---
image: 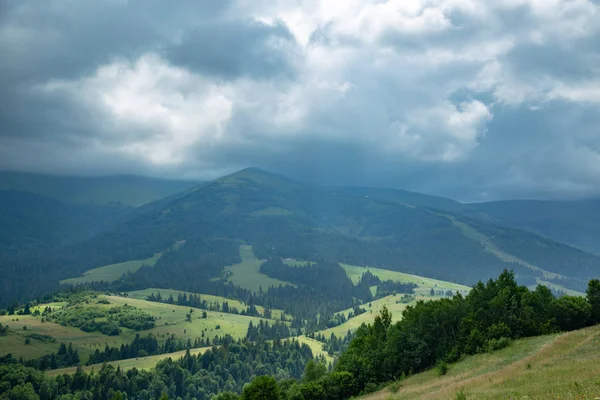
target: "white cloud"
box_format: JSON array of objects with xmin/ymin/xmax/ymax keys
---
[{"xmin": 35, "ymin": 54, "xmax": 234, "ymax": 166}]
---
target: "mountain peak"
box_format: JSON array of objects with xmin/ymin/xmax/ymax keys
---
[{"xmin": 216, "ymin": 167, "xmax": 306, "ymax": 191}]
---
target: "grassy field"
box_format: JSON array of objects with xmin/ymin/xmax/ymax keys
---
[
  {"xmin": 61, "ymin": 241, "xmax": 185, "ymax": 285},
  {"xmin": 61, "ymin": 253, "xmax": 162, "ymax": 285},
  {"xmin": 295, "ymin": 336, "xmax": 334, "ymax": 365},
  {"xmin": 101, "ymin": 296, "xmax": 281, "ymax": 343},
  {"xmin": 361, "ymin": 325, "xmax": 600, "ymax": 400},
  {"xmin": 223, "ymin": 245, "xmax": 295, "ymax": 292},
  {"xmin": 316, "ymin": 295, "xmax": 428, "ymax": 338},
  {"xmin": 0, "ymin": 294, "xmax": 281, "ymax": 363},
  {"xmin": 0, "ymin": 313, "xmax": 134, "ymax": 361},
  {"xmin": 46, "ymin": 346, "xmax": 213, "ymax": 376},
  {"xmin": 341, "ymin": 264, "xmax": 471, "ymax": 296},
  {"xmin": 127, "ymin": 288, "xmax": 288, "ymax": 320}
]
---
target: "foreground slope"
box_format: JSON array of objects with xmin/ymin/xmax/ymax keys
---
[{"xmin": 362, "ymin": 325, "xmax": 600, "ymax": 400}]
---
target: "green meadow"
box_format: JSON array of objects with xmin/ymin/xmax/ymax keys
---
[
  {"xmin": 341, "ymin": 263, "xmax": 471, "ymax": 296},
  {"xmin": 60, "ymin": 253, "xmax": 162, "ymax": 285},
  {"xmin": 223, "ymin": 245, "xmax": 295, "ymax": 292},
  {"xmin": 0, "ymin": 294, "xmax": 282, "ymax": 363},
  {"xmin": 127, "ymin": 288, "xmax": 288, "ymax": 320},
  {"xmin": 60, "ymin": 241, "xmax": 184, "ymax": 285}
]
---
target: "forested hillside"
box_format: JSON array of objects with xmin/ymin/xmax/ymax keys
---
[{"xmin": 3, "ymin": 168, "xmax": 600, "ymax": 307}]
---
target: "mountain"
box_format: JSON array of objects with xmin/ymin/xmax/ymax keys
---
[
  {"xmin": 0, "ymin": 190, "xmax": 127, "ymax": 255},
  {"xmin": 466, "ymin": 199, "xmax": 600, "ymax": 255},
  {"xmin": 56, "ymin": 171, "xmax": 600, "ymax": 282},
  {"xmin": 4, "ymin": 168, "xmax": 600, "ymax": 307},
  {"xmin": 344, "ymin": 186, "xmax": 600, "ymax": 257},
  {"xmin": 0, "ymin": 171, "xmax": 200, "ymax": 206},
  {"xmin": 334, "ymin": 186, "xmax": 464, "ymax": 212}
]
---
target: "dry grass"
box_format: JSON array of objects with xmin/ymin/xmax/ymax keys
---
[{"xmin": 361, "ymin": 325, "xmax": 600, "ymax": 400}]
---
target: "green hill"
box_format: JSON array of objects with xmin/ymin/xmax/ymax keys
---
[
  {"xmin": 0, "ymin": 171, "xmax": 199, "ymax": 206},
  {"xmin": 361, "ymin": 324, "xmax": 600, "ymax": 400},
  {"xmin": 7, "ymin": 167, "xmax": 600, "ymax": 307},
  {"xmin": 467, "ymin": 199, "xmax": 600, "ymax": 255}
]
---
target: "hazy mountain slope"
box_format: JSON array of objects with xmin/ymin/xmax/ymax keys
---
[
  {"xmin": 5, "ymin": 168, "xmax": 600, "ymax": 306},
  {"xmin": 57, "ymin": 169, "xmax": 600, "ymax": 286},
  {"xmin": 334, "ymin": 186, "xmax": 464, "ymax": 211},
  {"xmin": 0, "ymin": 190, "xmax": 127, "ymax": 255},
  {"xmin": 0, "ymin": 171, "xmax": 199, "ymax": 206},
  {"xmin": 467, "ymin": 199, "xmax": 600, "ymax": 255}
]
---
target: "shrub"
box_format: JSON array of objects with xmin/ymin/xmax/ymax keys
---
[
  {"xmin": 388, "ymin": 381, "xmax": 403, "ymax": 393},
  {"xmin": 455, "ymin": 388, "xmax": 467, "ymax": 400},
  {"xmin": 437, "ymin": 361, "xmax": 449, "ymax": 376},
  {"xmin": 485, "ymin": 337, "xmax": 511, "ymax": 353}
]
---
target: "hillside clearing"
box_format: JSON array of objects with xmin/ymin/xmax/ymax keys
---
[
  {"xmin": 223, "ymin": 245, "xmax": 295, "ymax": 292},
  {"xmin": 0, "ymin": 294, "xmax": 281, "ymax": 363},
  {"xmin": 46, "ymin": 346, "xmax": 213, "ymax": 376},
  {"xmin": 315, "ymin": 295, "xmax": 432, "ymax": 338},
  {"xmin": 60, "ymin": 241, "xmax": 185, "ymax": 285},
  {"xmin": 127, "ymin": 288, "xmax": 288, "ymax": 320},
  {"xmin": 341, "ymin": 264, "xmax": 470, "ymax": 296},
  {"xmin": 361, "ymin": 325, "xmax": 600, "ymax": 400}
]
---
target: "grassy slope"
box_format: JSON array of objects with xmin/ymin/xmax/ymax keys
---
[
  {"xmin": 0, "ymin": 295, "xmax": 281, "ymax": 363},
  {"xmin": 46, "ymin": 346, "xmax": 213, "ymax": 376},
  {"xmin": 362, "ymin": 325, "xmax": 600, "ymax": 400},
  {"xmin": 127, "ymin": 288, "xmax": 288, "ymax": 320},
  {"xmin": 60, "ymin": 253, "xmax": 162, "ymax": 285},
  {"xmin": 223, "ymin": 245, "xmax": 295, "ymax": 292},
  {"xmin": 341, "ymin": 264, "xmax": 471, "ymax": 296},
  {"xmin": 60, "ymin": 241, "xmax": 184, "ymax": 285},
  {"xmin": 443, "ymin": 214, "xmax": 584, "ymax": 296},
  {"xmin": 316, "ymin": 295, "xmax": 426, "ymax": 338}
]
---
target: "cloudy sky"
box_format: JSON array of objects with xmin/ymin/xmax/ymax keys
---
[{"xmin": 1, "ymin": 0, "xmax": 600, "ymax": 201}]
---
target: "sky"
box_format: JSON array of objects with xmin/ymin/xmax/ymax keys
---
[{"xmin": 1, "ymin": 0, "xmax": 600, "ymax": 202}]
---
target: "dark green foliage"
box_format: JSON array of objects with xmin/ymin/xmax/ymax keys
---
[
  {"xmin": 437, "ymin": 361, "xmax": 449, "ymax": 376},
  {"xmin": 587, "ymin": 279, "xmax": 600, "ymax": 324},
  {"xmin": 48, "ymin": 304, "xmax": 154, "ymax": 335},
  {"xmin": 0, "ymin": 323, "xmax": 7, "ymax": 336},
  {"xmin": 241, "ymin": 376, "xmax": 282, "ymax": 400},
  {"xmin": 245, "ymin": 320, "xmax": 291, "ymax": 341},
  {"xmin": 552, "ymin": 296, "xmax": 591, "ymax": 331},
  {"xmin": 1, "ymin": 342, "xmax": 80, "ymax": 370},
  {"xmin": 213, "ymin": 392, "xmax": 240, "ymax": 400},
  {"xmin": 25, "ymin": 334, "xmax": 55, "ymax": 344},
  {"xmin": 0, "ymin": 338, "xmax": 313, "ymax": 400},
  {"xmin": 333, "ymin": 271, "xmax": 598, "ymax": 395},
  {"xmin": 303, "ymin": 360, "xmax": 327, "ymax": 383}
]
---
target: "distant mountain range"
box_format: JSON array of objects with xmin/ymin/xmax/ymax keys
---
[
  {"xmin": 1, "ymin": 167, "xmax": 600, "ymax": 306},
  {"xmin": 0, "ymin": 171, "xmax": 200, "ymax": 206}
]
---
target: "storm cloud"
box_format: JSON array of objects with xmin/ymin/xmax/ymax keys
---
[{"xmin": 1, "ymin": 0, "xmax": 600, "ymax": 201}]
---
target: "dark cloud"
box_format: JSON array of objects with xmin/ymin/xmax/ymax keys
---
[
  {"xmin": 1, "ymin": 0, "xmax": 600, "ymax": 202},
  {"xmin": 165, "ymin": 19, "xmax": 299, "ymax": 80}
]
